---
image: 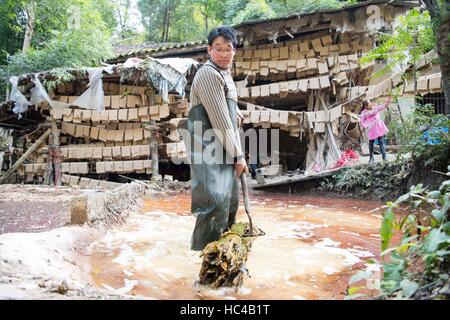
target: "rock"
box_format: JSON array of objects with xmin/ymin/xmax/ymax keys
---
[
  {"xmin": 56, "ymin": 280, "xmax": 69, "ymax": 294},
  {"xmin": 152, "ymin": 174, "xmax": 162, "ymax": 181}
]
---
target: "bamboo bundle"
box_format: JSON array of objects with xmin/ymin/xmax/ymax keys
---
[{"xmin": 198, "ymin": 222, "xmax": 255, "ymax": 289}]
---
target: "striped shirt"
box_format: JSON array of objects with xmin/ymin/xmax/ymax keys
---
[{"xmin": 189, "ymin": 60, "xmax": 243, "ymax": 159}]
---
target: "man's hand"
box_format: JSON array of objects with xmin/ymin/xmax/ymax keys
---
[{"xmin": 235, "ymin": 157, "xmax": 249, "ymax": 178}]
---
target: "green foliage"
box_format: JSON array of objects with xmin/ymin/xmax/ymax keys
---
[
  {"xmin": 319, "ymin": 159, "xmax": 413, "ymax": 196},
  {"xmin": 360, "ymin": 8, "xmax": 436, "ymax": 79},
  {"xmin": 135, "ymin": 0, "xmax": 353, "ymax": 43},
  {"xmin": 92, "ymin": 0, "xmax": 119, "ymax": 34},
  {"xmin": 388, "ymin": 103, "xmax": 450, "ymax": 167},
  {"xmin": 269, "ymin": 0, "xmax": 350, "ymax": 16},
  {"xmin": 223, "ymin": 0, "xmax": 249, "ymax": 25},
  {"xmin": 346, "ymin": 168, "xmax": 450, "ymax": 299},
  {"xmin": 0, "ymin": 0, "xmax": 113, "ymax": 95},
  {"xmin": 232, "ymin": 0, "xmax": 275, "ymax": 25}
]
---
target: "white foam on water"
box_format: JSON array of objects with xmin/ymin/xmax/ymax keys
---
[
  {"xmin": 322, "ymin": 266, "xmax": 339, "ymax": 275},
  {"xmin": 339, "ymin": 231, "xmax": 361, "ymax": 236},
  {"xmin": 112, "ymin": 243, "xmax": 136, "ymax": 266},
  {"xmin": 313, "ymin": 238, "xmax": 362, "ymax": 266}
]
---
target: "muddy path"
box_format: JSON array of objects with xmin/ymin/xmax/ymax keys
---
[{"xmin": 89, "ymin": 193, "xmax": 384, "ymax": 300}]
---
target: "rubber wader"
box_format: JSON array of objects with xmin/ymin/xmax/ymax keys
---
[{"xmin": 178, "ymin": 66, "xmax": 240, "ymax": 251}]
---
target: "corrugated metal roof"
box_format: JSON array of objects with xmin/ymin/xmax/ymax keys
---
[{"xmin": 232, "ymin": 0, "xmax": 419, "ymax": 29}]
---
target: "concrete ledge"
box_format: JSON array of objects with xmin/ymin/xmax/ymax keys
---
[{"xmin": 70, "ymin": 182, "xmax": 145, "ymax": 228}]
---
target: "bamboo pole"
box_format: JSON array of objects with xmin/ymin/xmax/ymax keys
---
[{"xmin": 0, "ymin": 128, "xmax": 51, "ymax": 184}]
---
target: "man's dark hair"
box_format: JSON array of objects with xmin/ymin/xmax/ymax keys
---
[{"xmin": 208, "ymin": 26, "xmax": 238, "ymax": 48}]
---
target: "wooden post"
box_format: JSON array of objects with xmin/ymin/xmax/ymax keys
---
[
  {"xmin": 0, "ymin": 128, "xmax": 51, "ymax": 184},
  {"xmin": 149, "ymin": 120, "xmax": 159, "ymax": 177},
  {"xmin": 50, "ymin": 117, "xmax": 61, "ymax": 186}
]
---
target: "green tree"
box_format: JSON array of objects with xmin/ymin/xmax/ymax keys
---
[
  {"xmin": 0, "ymin": 0, "xmax": 74, "ymax": 57},
  {"xmin": 192, "ymin": 0, "xmax": 226, "ymax": 37},
  {"xmin": 170, "ymin": 0, "xmax": 209, "ymax": 42},
  {"xmin": 93, "ymin": 0, "xmax": 119, "ymax": 34},
  {"xmin": 0, "ymin": 0, "xmax": 114, "ymax": 97},
  {"xmin": 0, "ymin": 0, "xmax": 24, "ymax": 60},
  {"xmin": 223, "ymin": 0, "xmax": 249, "ymax": 25},
  {"xmin": 232, "ymin": 0, "xmax": 275, "ymax": 26},
  {"xmin": 269, "ymin": 0, "xmax": 352, "ymax": 16},
  {"xmin": 138, "ymin": 0, "xmax": 182, "ymax": 42},
  {"xmin": 360, "ymin": 8, "xmax": 435, "ymax": 81}
]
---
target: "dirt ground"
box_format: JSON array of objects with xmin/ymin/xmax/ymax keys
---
[
  {"xmin": 0, "ymin": 181, "xmax": 190, "ymax": 235},
  {"xmin": 0, "ymin": 181, "xmax": 190, "ymax": 299},
  {"xmin": 0, "ymin": 185, "xmax": 82, "ymax": 234}
]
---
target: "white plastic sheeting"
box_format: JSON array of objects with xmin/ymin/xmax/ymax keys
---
[
  {"xmin": 71, "ymin": 66, "xmax": 114, "ymax": 111},
  {"xmin": 10, "ymin": 66, "xmax": 114, "ymax": 115},
  {"xmin": 9, "ymin": 56, "xmax": 195, "ymax": 115},
  {"xmin": 9, "ymin": 76, "xmax": 31, "ymax": 116},
  {"xmin": 29, "ymin": 74, "xmax": 67, "ymax": 110}
]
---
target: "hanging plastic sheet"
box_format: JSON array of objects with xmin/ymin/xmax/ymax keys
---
[
  {"xmin": 30, "ymin": 74, "xmax": 67, "ymax": 110},
  {"xmin": 9, "ymin": 76, "xmax": 31, "ymax": 116},
  {"xmin": 11, "ymin": 66, "xmax": 114, "ymax": 115},
  {"xmin": 72, "ymin": 66, "xmax": 114, "ymax": 111},
  {"xmin": 130, "ymin": 57, "xmax": 198, "ymax": 103}
]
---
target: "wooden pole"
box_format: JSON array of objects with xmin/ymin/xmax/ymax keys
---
[
  {"xmin": 0, "ymin": 128, "xmax": 51, "ymax": 184},
  {"xmin": 50, "ymin": 118, "xmax": 61, "ymax": 186},
  {"xmin": 149, "ymin": 120, "xmax": 159, "ymax": 177}
]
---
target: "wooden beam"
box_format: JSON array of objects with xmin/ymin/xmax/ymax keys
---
[
  {"xmin": 149, "ymin": 120, "xmax": 159, "ymax": 176},
  {"xmin": 0, "ymin": 128, "xmax": 51, "ymax": 184},
  {"xmin": 51, "ymin": 117, "xmax": 62, "ymax": 186}
]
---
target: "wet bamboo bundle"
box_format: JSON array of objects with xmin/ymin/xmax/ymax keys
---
[{"xmin": 198, "ymin": 222, "xmax": 255, "ymax": 288}]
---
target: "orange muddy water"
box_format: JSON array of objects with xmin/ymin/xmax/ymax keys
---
[{"xmin": 89, "ymin": 193, "xmax": 384, "ymax": 299}]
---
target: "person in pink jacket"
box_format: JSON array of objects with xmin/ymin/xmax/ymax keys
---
[{"xmin": 360, "ymin": 96, "xmax": 392, "ymax": 163}]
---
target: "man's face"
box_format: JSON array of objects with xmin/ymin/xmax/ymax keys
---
[{"xmin": 207, "ymin": 36, "xmax": 235, "ymax": 69}]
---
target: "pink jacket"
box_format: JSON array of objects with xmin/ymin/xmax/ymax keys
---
[{"xmin": 360, "ymin": 103, "xmax": 389, "ymax": 140}]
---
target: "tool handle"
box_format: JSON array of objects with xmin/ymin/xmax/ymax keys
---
[
  {"xmin": 240, "ymin": 173, "xmax": 253, "ymax": 236},
  {"xmin": 240, "ymin": 172, "xmax": 249, "ymax": 200}
]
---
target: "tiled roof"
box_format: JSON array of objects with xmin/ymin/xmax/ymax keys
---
[
  {"xmin": 109, "ymin": 40, "xmax": 208, "ymax": 63},
  {"xmin": 232, "ymin": 0, "xmax": 419, "ymax": 29}
]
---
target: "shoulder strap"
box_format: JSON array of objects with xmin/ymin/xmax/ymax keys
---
[{"xmin": 200, "ymin": 63, "xmax": 229, "ymax": 94}]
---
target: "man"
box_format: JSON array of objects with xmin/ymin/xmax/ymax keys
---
[{"xmin": 181, "ymin": 26, "xmax": 248, "ymax": 251}]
